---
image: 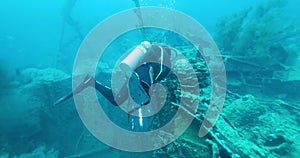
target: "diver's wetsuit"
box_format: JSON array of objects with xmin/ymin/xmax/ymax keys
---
[
  {"xmin": 54, "ymin": 43, "xmax": 172, "ymax": 131},
  {"xmin": 54, "ymin": 44, "xmax": 172, "ymax": 107},
  {"xmin": 94, "ymin": 44, "xmax": 172, "ymax": 107}
]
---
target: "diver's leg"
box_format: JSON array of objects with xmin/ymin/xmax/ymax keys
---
[
  {"xmin": 94, "ymin": 80, "xmax": 129, "ymax": 106},
  {"xmin": 94, "ymin": 80, "xmax": 117, "ymax": 106},
  {"xmin": 54, "ymin": 75, "xmax": 127, "ymax": 106}
]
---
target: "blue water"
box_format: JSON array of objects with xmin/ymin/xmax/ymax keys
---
[
  {"xmin": 0, "ymin": 0, "xmax": 299, "ymax": 157},
  {"xmin": 1, "ymin": 0, "xmax": 299, "ymax": 72},
  {"xmin": 0, "ymin": 0, "xmax": 263, "ymax": 72}
]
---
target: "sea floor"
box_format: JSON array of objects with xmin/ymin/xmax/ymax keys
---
[{"xmin": 0, "ymin": 64, "xmax": 299, "ymax": 157}]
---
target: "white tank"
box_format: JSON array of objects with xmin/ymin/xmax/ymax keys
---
[{"xmin": 120, "ymin": 41, "xmax": 152, "ymax": 77}]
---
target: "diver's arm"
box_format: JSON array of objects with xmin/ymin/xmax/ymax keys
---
[
  {"xmin": 143, "ymin": 45, "xmax": 171, "ymax": 83},
  {"xmin": 155, "ymin": 45, "xmax": 171, "ymax": 82}
]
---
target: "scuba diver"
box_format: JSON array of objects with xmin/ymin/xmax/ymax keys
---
[{"xmin": 54, "ymin": 41, "xmax": 174, "ymax": 131}]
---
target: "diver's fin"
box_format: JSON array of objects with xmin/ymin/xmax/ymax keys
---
[
  {"xmin": 54, "ymin": 92, "xmax": 73, "ymax": 106},
  {"xmin": 53, "ymin": 75, "xmax": 94, "ymax": 106},
  {"xmin": 54, "ymin": 74, "xmax": 123, "ymax": 106}
]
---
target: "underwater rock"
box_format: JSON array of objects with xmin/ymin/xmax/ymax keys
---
[
  {"xmin": 219, "ymin": 93, "xmax": 300, "ymax": 157},
  {"xmin": 18, "ymin": 68, "xmax": 70, "ymax": 86},
  {"xmin": 255, "ymin": 102, "xmax": 300, "ymax": 157},
  {"xmin": 153, "ymin": 137, "xmax": 211, "ymax": 158},
  {"xmin": 223, "ymin": 95, "xmax": 266, "ymax": 127},
  {"xmin": 0, "ymin": 68, "xmax": 75, "ymax": 156},
  {"xmin": 12, "ymin": 145, "xmax": 59, "ymax": 158},
  {"xmin": 16, "ymin": 68, "xmax": 71, "ymax": 108}
]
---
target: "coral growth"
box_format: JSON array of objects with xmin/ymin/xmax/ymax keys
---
[{"xmin": 216, "ymin": 0, "xmax": 299, "ymax": 63}]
